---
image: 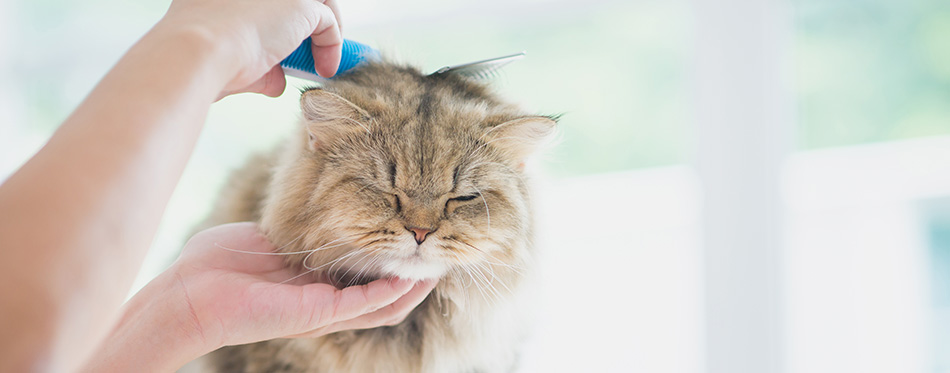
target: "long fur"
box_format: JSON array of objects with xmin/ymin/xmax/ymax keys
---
[{"xmin": 195, "ymin": 61, "xmax": 554, "ymax": 373}]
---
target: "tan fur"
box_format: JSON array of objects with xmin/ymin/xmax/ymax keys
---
[{"xmin": 197, "ymin": 62, "xmax": 554, "ymax": 373}]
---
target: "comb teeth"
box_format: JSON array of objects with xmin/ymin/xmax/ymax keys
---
[
  {"xmin": 430, "ymin": 52, "xmax": 527, "ymax": 80},
  {"xmin": 281, "ymin": 39, "xmax": 380, "ymax": 81}
]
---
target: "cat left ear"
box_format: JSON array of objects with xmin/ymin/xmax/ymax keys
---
[
  {"xmin": 300, "ymin": 88, "xmax": 372, "ymax": 151},
  {"xmin": 483, "ymin": 116, "xmax": 558, "ymax": 166}
]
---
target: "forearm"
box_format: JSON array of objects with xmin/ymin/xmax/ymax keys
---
[
  {"xmin": 0, "ymin": 25, "xmax": 230, "ymax": 371},
  {"xmin": 81, "ymin": 270, "xmax": 213, "ymax": 373}
]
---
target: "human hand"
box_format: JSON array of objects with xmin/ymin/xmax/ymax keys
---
[
  {"xmin": 152, "ymin": 0, "xmax": 344, "ymax": 97},
  {"xmin": 171, "ymin": 222, "xmax": 438, "ymax": 349},
  {"xmin": 83, "ymin": 223, "xmax": 437, "ymax": 372}
]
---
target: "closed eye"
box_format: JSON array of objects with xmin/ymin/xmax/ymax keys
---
[{"xmin": 451, "ymin": 194, "xmax": 478, "ymax": 202}]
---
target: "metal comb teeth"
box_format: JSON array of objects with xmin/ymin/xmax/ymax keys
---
[{"xmin": 429, "ymin": 52, "xmax": 526, "ymax": 80}]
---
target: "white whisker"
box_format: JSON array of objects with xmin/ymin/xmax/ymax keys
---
[
  {"xmin": 278, "ymin": 267, "xmax": 318, "ymax": 285},
  {"xmin": 471, "ymin": 184, "xmax": 491, "ymax": 233},
  {"xmin": 213, "ymin": 232, "xmax": 360, "ymax": 256},
  {"xmin": 473, "ymin": 264, "xmax": 502, "ymax": 301},
  {"xmin": 476, "ymin": 260, "xmax": 512, "ymax": 295}
]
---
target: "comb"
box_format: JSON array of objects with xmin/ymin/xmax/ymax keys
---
[
  {"xmin": 281, "ymin": 39, "xmax": 380, "ymax": 81},
  {"xmin": 429, "ymin": 52, "xmax": 527, "ymax": 80}
]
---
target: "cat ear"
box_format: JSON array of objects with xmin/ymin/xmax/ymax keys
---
[
  {"xmin": 484, "ymin": 116, "xmax": 558, "ymax": 165},
  {"xmin": 300, "ymin": 88, "xmax": 372, "ymax": 150}
]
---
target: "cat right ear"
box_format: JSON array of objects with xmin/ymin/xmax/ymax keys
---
[
  {"xmin": 483, "ymin": 115, "xmax": 558, "ymax": 167},
  {"xmin": 300, "ymin": 88, "xmax": 372, "ymax": 151}
]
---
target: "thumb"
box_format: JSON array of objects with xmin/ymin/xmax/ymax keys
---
[{"xmin": 216, "ymin": 65, "xmax": 288, "ymax": 100}]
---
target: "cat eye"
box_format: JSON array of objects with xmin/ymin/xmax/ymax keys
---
[
  {"xmin": 389, "ymin": 193, "xmax": 402, "ymax": 212},
  {"xmin": 445, "ymin": 194, "xmax": 478, "ymax": 215}
]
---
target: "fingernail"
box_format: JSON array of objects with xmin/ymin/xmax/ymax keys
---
[{"xmin": 392, "ymin": 277, "xmax": 415, "ymax": 288}]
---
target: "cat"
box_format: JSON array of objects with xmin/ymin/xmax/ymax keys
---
[{"xmin": 196, "ymin": 61, "xmax": 556, "ymax": 372}]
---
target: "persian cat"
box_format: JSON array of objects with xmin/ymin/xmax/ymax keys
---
[{"xmin": 197, "ymin": 61, "xmax": 555, "ymax": 372}]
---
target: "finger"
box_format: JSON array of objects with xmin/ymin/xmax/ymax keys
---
[
  {"xmin": 257, "ymin": 65, "xmax": 288, "ymax": 97},
  {"xmin": 302, "ymin": 277, "xmax": 416, "ymax": 329},
  {"xmin": 307, "ymin": 3, "xmax": 343, "ymax": 78},
  {"xmin": 322, "ymin": 0, "xmax": 343, "ymax": 32},
  {"xmin": 218, "ymin": 65, "xmax": 287, "ymax": 98},
  {"xmin": 302, "ymin": 279, "xmax": 438, "ymax": 337}
]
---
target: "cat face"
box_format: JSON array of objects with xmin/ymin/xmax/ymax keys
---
[{"xmin": 261, "ymin": 64, "xmax": 554, "ymax": 286}]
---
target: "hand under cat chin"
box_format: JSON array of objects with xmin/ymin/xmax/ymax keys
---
[{"xmin": 324, "ymin": 257, "xmax": 447, "ymax": 289}]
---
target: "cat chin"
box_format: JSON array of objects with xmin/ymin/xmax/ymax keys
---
[
  {"xmin": 379, "ymin": 258, "xmax": 448, "ymax": 281},
  {"xmin": 325, "ymin": 258, "xmax": 447, "ymax": 289}
]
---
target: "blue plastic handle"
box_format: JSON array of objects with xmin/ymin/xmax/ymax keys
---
[{"xmin": 281, "ymin": 39, "xmax": 379, "ymax": 80}]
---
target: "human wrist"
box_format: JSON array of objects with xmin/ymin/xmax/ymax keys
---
[
  {"xmin": 139, "ymin": 20, "xmax": 239, "ymax": 96},
  {"xmin": 82, "ymin": 270, "xmax": 215, "ymax": 372}
]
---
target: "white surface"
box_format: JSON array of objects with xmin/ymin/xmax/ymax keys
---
[
  {"xmin": 782, "ymin": 136, "xmax": 950, "ymax": 373},
  {"xmin": 518, "ymin": 136, "xmax": 950, "ymax": 372},
  {"xmin": 692, "ymin": 0, "xmax": 794, "ymax": 371},
  {"xmin": 520, "ymin": 167, "xmax": 703, "ymax": 372}
]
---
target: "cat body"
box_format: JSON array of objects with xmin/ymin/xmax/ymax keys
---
[{"xmin": 197, "ymin": 62, "xmax": 554, "ymax": 373}]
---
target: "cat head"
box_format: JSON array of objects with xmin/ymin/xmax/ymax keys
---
[{"xmin": 261, "ymin": 63, "xmax": 555, "ymax": 286}]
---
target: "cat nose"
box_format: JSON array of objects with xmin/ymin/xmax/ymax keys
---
[{"xmin": 406, "ymin": 226, "xmax": 434, "ymax": 244}]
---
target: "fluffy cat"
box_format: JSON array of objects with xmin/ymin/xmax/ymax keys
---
[{"xmin": 197, "ymin": 61, "xmax": 555, "ymax": 372}]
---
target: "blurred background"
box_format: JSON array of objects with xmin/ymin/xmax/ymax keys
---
[{"xmin": 1, "ymin": 0, "xmax": 949, "ymax": 371}]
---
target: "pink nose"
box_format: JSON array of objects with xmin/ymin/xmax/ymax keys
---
[{"xmin": 408, "ymin": 227, "xmax": 432, "ymax": 244}]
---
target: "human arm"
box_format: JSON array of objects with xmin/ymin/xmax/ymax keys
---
[
  {"xmin": 0, "ymin": 0, "xmax": 345, "ymax": 371},
  {"xmin": 82, "ymin": 223, "xmax": 438, "ymax": 372}
]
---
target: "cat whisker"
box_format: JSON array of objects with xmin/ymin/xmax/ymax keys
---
[
  {"xmin": 302, "ymin": 236, "xmax": 362, "ymax": 270},
  {"xmin": 480, "ymin": 251, "xmax": 526, "ymax": 275},
  {"xmin": 446, "ymin": 252, "xmax": 474, "ymax": 288},
  {"xmin": 450, "ymin": 251, "xmax": 498, "ymax": 308},
  {"xmin": 315, "ymin": 234, "xmax": 399, "ymax": 287},
  {"xmin": 458, "ymin": 267, "xmax": 473, "ymax": 288},
  {"xmin": 280, "ymin": 246, "xmax": 362, "ymax": 285},
  {"xmin": 450, "ymin": 233, "xmax": 525, "ymax": 276},
  {"xmin": 449, "ymin": 239, "xmax": 521, "ymax": 293},
  {"xmin": 482, "ymin": 261, "xmax": 524, "ymax": 277},
  {"xmin": 470, "ymin": 184, "xmax": 491, "ymax": 233},
  {"xmin": 346, "ymin": 250, "xmax": 382, "ymax": 287},
  {"xmin": 463, "ymin": 266, "xmax": 489, "ymax": 305},
  {"xmin": 467, "ymin": 265, "xmax": 498, "ymax": 308},
  {"xmin": 449, "ymin": 263, "xmax": 473, "ymax": 288},
  {"xmin": 326, "ymin": 248, "xmax": 367, "ymax": 276},
  {"xmin": 471, "ymin": 264, "xmax": 502, "ymax": 301},
  {"xmin": 451, "ymin": 238, "xmax": 485, "ymax": 254},
  {"xmin": 338, "ymin": 255, "xmax": 362, "ymax": 288},
  {"xmin": 474, "ymin": 260, "xmax": 513, "ymax": 296},
  {"xmin": 211, "ymin": 231, "xmax": 306, "ymax": 256},
  {"xmin": 278, "ymin": 267, "xmax": 319, "ymax": 285},
  {"xmin": 476, "ymin": 261, "xmax": 508, "ymax": 303},
  {"xmin": 307, "ymin": 241, "xmax": 368, "ymax": 272},
  {"xmin": 279, "ymin": 246, "xmax": 372, "ymax": 285},
  {"xmin": 212, "ymin": 231, "xmax": 366, "ymax": 256}
]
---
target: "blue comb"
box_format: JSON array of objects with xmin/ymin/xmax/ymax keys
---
[{"xmin": 281, "ymin": 39, "xmax": 380, "ymax": 81}]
